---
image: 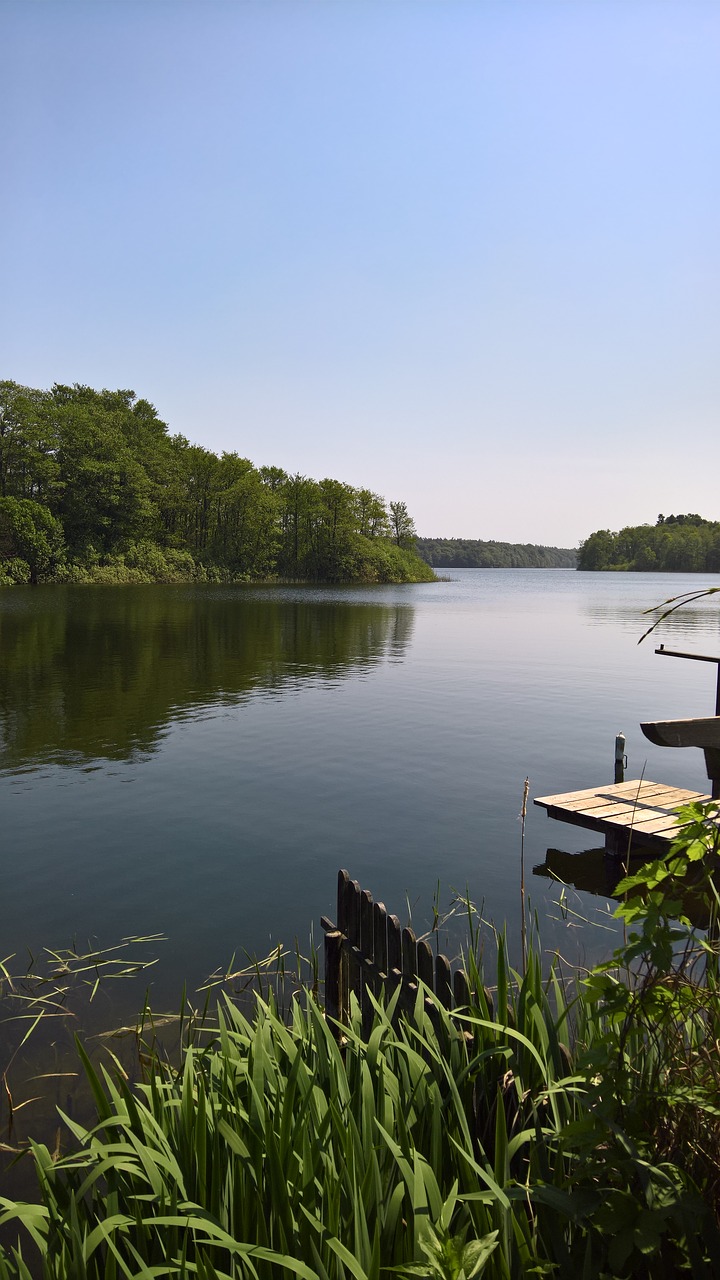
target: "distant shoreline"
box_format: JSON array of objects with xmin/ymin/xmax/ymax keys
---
[{"xmin": 415, "ymin": 536, "xmax": 577, "ymax": 570}]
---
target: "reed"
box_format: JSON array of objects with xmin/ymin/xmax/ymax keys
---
[
  {"xmin": 1, "ymin": 805, "xmax": 720, "ymax": 1277},
  {"xmin": 0, "ymin": 972, "xmax": 578, "ymax": 1278},
  {"xmin": 519, "ymin": 777, "xmax": 529, "ymax": 973}
]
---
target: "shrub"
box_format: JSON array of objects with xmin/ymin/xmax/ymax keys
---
[
  {"xmin": 0, "ymin": 557, "xmax": 31, "ymax": 585},
  {"xmin": 352, "ymin": 536, "xmax": 437, "ymax": 583}
]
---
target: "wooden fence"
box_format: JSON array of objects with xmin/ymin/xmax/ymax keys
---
[{"xmin": 321, "ymin": 869, "xmax": 483, "ymax": 1036}]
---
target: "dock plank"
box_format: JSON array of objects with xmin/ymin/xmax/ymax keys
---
[
  {"xmin": 535, "ymin": 781, "xmax": 702, "ymax": 808},
  {"xmin": 534, "ymin": 780, "xmax": 716, "ymax": 852},
  {"xmin": 561, "ymin": 793, "xmax": 707, "ymax": 823}
]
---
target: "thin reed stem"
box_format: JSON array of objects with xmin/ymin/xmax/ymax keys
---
[{"xmin": 520, "ymin": 776, "xmax": 529, "ymax": 973}]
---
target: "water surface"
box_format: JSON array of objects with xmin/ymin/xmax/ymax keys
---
[{"xmin": 2, "ymin": 571, "xmax": 720, "ymax": 1004}]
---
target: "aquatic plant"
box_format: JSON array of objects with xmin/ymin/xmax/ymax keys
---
[{"xmin": 1, "ymin": 805, "xmax": 719, "ymax": 1277}]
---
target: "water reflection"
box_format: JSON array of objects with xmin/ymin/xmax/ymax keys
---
[
  {"xmin": 0, "ymin": 586, "xmax": 414, "ymax": 769},
  {"xmin": 534, "ymin": 846, "xmax": 714, "ymax": 930},
  {"xmin": 534, "ymin": 846, "xmax": 623, "ymax": 899}
]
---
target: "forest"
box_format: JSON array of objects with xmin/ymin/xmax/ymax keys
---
[
  {"xmin": 578, "ymin": 514, "xmax": 720, "ymax": 572},
  {"xmin": 415, "ymin": 537, "xmax": 576, "ymax": 569},
  {"xmin": 0, "ymin": 381, "xmax": 434, "ymax": 585}
]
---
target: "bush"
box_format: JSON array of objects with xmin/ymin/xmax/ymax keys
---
[
  {"xmin": 0, "ymin": 557, "xmax": 31, "ymax": 585},
  {"xmin": 0, "ymin": 498, "xmax": 65, "ymax": 584},
  {"xmin": 52, "ymin": 562, "xmax": 95, "ymax": 584},
  {"xmin": 352, "ymin": 536, "xmax": 437, "ymax": 583}
]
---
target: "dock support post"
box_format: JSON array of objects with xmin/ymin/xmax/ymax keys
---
[
  {"xmin": 614, "ymin": 732, "xmax": 626, "ymax": 784},
  {"xmin": 605, "ymin": 830, "xmax": 626, "ymax": 860}
]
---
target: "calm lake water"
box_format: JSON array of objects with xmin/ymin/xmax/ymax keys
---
[{"xmin": 3, "ymin": 570, "xmax": 720, "ymax": 1009}]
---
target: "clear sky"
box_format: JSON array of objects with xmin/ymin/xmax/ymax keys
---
[{"xmin": 2, "ymin": 1, "xmax": 718, "ymax": 546}]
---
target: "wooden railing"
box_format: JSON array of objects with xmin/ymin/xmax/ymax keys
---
[{"xmin": 321, "ymin": 869, "xmax": 483, "ymax": 1036}]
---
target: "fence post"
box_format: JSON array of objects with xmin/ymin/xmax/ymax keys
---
[
  {"xmin": 453, "ymin": 968, "xmax": 470, "ymax": 1009},
  {"xmin": 386, "ymin": 914, "xmax": 402, "ymax": 1019},
  {"xmin": 435, "ymin": 953, "xmax": 452, "ymax": 1009},
  {"xmin": 324, "ymin": 872, "xmax": 483, "ymax": 1042},
  {"xmin": 401, "ymin": 926, "xmax": 418, "ymax": 1016},
  {"xmin": 324, "ymin": 930, "xmax": 342, "ymax": 1028},
  {"xmin": 360, "ymin": 889, "xmax": 375, "ymax": 1036},
  {"xmin": 347, "ymin": 880, "xmax": 362, "ymax": 1009},
  {"xmin": 336, "ymin": 870, "xmax": 351, "ymax": 1023}
]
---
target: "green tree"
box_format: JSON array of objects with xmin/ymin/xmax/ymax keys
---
[
  {"xmin": 0, "ymin": 378, "xmax": 432, "ymax": 585},
  {"xmin": 0, "ymin": 381, "xmax": 59, "ymax": 504},
  {"xmin": 208, "ymin": 454, "xmax": 280, "ymax": 576},
  {"xmin": 579, "ymin": 517, "xmax": 720, "ymax": 572},
  {"xmin": 278, "ymin": 474, "xmax": 323, "ymax": 578},
  {"xmin": 0, "ymin": 497, "xmax": 65, "ymax": 584},
  {"xmin": 259, "ymin": 465, "xmax": 288, "ymax": 492},
  {"xmin": 354, "ymin": 488, "xmax": 389, "ymax": 539},
  {"xmin": 45, "ymin": 386, "xmax": 156, "ymax": 557},
  {"xmin": 313, "ymin": 479, "xmax": 356, "ymax": 580},
  {"xmin": 389, "ymin": 499, "xmax": 416, "ymax": 549},
  {"xmin": 577, "ymin": 529, "xmax": 616, "ymax": 570},
  {"xmin": 170, "ymin": 441, "xmax": 220, "ymax": 554}
]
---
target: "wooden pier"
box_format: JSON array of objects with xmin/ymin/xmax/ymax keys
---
[{"xmin": 534, "ymin": 779, "xmax": 717, "ymax": 856}]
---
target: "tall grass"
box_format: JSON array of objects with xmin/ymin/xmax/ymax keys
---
[
  {"xmin": 1, "ymin": 804, "xmax": 720, "ymax": 1277},
  {"xmin": 0, "ymin": 963, "xmax": 577, "ymax": 1278}
]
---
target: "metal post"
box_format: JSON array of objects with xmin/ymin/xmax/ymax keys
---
[{"xmin": 654, "ymin": 647, "xmax": 720, "ymax": 800}]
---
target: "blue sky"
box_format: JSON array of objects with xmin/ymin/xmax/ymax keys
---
[{"xmin": 3, "ymin": 1, "xmax": 718, "ymax": 545}]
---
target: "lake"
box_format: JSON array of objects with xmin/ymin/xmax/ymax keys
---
[{"xmin": 2, "ymin": 570, "xmax": 720, "ymax": 1012}]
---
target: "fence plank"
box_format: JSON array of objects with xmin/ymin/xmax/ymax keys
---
[
  {"xmin": 347, "ymin": 880, "xmax": 363, "ymax": 1006},
  {"xmin": 386, "ymin": 914, "xmax": 402, "ymax": 1011},
  {"xmin": 360, "ymin": 891, "xmax": 375, "ymax": 966},
  {"xmin": 360, "ymin": 890, "xmax": 375, "ymax": 1035},
  {"xmin": 401, "ymin": 926, "xmax": 417, "ymax": 980},
  {"xmin": 435, "ymin": 953, "xmax": 452, "ymax": 1009},
  {"xmin": 324, "ymin": 931, "xmax": 342, "ymax": 1027},
  {"xmin": 348, "ymin": 880, "xmax": 361, "ymax": 947},
  {"xmin": 453, "ymin": 968, "xmax": 470, "ymax": 1009},
  {"xmin": 339, "ymin": 873, "xmax": 355, "ymax": 1024},
  {"xmin": 401, "ymin": 926, "xmax": 418, "ymax": 1015},
  {"xmin": 373, "ymin": 901, "xmax": 388, "ymax": 994},
  {"xmin": 323, "ymin": 872, "xmax": 482, "ymax": 1040},
  {"xmin": 337, "ymin": 869, "xmax": 351, "ymax": 934},
  {"xmin": 387, "ymin": 913, "xmax": 402, "ymax": 974},
  {"xmin": 417, "ymin": 938, "xmax": 434, "ymax": 990}
]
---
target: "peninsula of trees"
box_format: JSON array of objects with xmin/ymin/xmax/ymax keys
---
[
  {"xmin": 416, "ymin": 537, "xmax": 577, "ymax": 569},
  {"xmin": 578, "ymin": 514, "xmax": 720, "ymax": 572},
  {"xmin": 0, "ymin": 381, "xmax": 435, "ymax": 586}
]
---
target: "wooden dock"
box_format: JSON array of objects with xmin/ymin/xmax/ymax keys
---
[{"xmin": 534, "ymin": 779, "xmax": 717, "ymax": 856}]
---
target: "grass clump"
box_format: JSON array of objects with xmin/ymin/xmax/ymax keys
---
[{"xmin": 1, "ymin": 805, "xmax": 720, "ymax": 1277}]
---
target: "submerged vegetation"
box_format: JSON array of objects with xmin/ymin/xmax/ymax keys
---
[
  {"xmin": 2, "ymin": 803, "xmax": 720, "ymax": 1276},
  {"xmin": 0, "ymin": 381, "xmax": 434, "ymax": 586},
  {"xmin": 415, "ymin": 538, "xmax": 576, "ymax": 570},
  {"xmin": 579, "ymin": 513, "xmax": 720, "ymax": 573}
]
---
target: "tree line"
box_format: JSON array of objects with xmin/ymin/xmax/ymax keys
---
[
  {"xmin": 578, "ymin": 514, "xmax": 720, "ymax": 572},
  {"xmin": 415, "ymin": 537, "xmax": 577, "ymax": 569},
  {"xmin": 0, "ymin": 381, "xmax": 434, "ymax": 585}
]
